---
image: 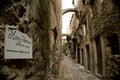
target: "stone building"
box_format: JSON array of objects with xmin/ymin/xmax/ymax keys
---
[
  {"xmin": 0, "ymin": 0, "xmax": 62, "ymax": 80},
  {"xmin": 69, "ymin": 0, "xmax": 120, "ymax": 80}
]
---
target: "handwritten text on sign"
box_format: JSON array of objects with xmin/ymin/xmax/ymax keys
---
[{"xmin": 4, "ymin": 26, "xmax": 33, "ymax": 59}]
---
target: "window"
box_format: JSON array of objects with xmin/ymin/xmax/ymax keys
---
[
  {"xmin": 112, "ymin": 0, "xmax": 120, "ymax": 12},
  {"xmin": 107, "ymin": 34, "xmax": 120, "ymax": 55},
  {"xmin": 90, "ymin": 0, "xmax": 95, "ymax": 6}
]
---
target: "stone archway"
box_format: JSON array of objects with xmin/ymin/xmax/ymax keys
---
[{"xmin": 62, "ymin": 8, "xmax": 79, "ymax": 15}]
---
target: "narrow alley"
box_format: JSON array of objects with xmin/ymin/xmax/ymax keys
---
[
  {"xmin": 61, "ymin": 55, "xmax": 101, "ymax": 80},
  {"xmin": 0, "ymin": 0, "xmax": 120, "ymax": 80}
]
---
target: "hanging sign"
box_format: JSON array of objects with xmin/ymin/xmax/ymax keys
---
[{"xmin": 4, "ymin": 26, "xmax": 33, "ymax": 59}]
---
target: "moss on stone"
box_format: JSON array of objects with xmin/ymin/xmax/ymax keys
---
[{"xmin": 37, "ymin": 0, "xmax": 50, "ymax": 67}]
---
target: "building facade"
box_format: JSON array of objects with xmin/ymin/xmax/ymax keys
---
[{"xmin": 69, "ymin": 0, "xmax": 120, "ymax": 79}]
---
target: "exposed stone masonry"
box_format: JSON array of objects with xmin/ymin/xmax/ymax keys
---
[
  {"xmin": 69, "ymin": 0, "xmax": 120, "ymax": 80},
  {"xmin": 0, "ymin": 0, "xmax": 62, "ymax": 80}
]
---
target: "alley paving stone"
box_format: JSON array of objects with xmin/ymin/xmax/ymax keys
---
[{"xmin": 61, "ymin": 55, "xmax": 101, "ymax": 80}]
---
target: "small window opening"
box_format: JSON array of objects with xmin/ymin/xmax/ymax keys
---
[
  {"xmin": 107, "ymin": 34, "xmax": 120, "ymax": 55},
  {"xmin": 90, "ymin": 0, "xmax": 95, "ymax": 6},
  {"xmin": 113, "ymin": 0, "xmax": 120, "ymax": 10}
]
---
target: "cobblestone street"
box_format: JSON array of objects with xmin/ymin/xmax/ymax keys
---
[{"xmin": 60, "ymin": 55, "xmax": 101, "ymax": 80}]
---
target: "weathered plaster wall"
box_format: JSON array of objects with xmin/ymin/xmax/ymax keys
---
[{"xmin": 0, "ymin": 0, "xmax": 62, "ymax": 80}]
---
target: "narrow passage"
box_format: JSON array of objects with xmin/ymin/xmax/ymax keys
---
[{"xmin": 61, "ymin": 55, "xmax": 101, "ymax": 80}]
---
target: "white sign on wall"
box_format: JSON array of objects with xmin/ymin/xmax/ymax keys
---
[{"xmin": 4, "ymin": 26, "xmax": 33, "ymax": 59}]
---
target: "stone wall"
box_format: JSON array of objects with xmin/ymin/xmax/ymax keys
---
[
  {"xmin": 0, "ymin": 0, "xmax": 62, "ymax": 80},
  {"xmin": 87, "ymin": 0, "xmax": 120, "ymax": 79},
  {"xmin": 49, "ymin": 0, "xmax": 62, "ymax": 79},
  {"xmin": 69, "ymin": 0, "xmax": 120, "ymax": 79}
]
